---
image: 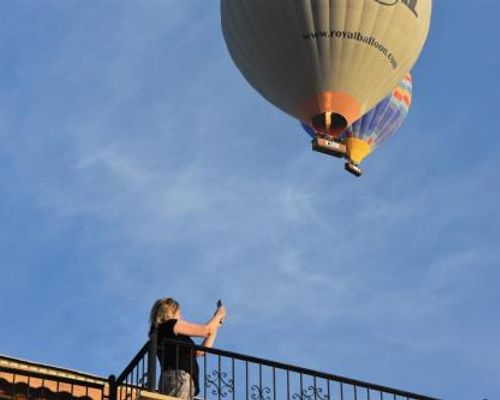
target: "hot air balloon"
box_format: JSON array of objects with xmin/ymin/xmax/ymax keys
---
[
  {"xmin": 302, "ymin": 73, "xmax": 413, "ymax": 177},
  {"xmin": 221, "ymin": 0, "xmax": 431, "ymax": 140}
]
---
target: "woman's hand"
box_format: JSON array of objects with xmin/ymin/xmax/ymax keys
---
[
  {"xmin": 215, "ymin": 305, "xmax": 226, "ymax": 324},
  {"xmin": 197, "ymin": 305, "xmax": 226, "ymax": 356}
]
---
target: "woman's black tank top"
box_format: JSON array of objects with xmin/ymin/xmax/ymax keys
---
[{"xmin": 156, "ymin": 319, "xmax": 200, "ymax": 395}]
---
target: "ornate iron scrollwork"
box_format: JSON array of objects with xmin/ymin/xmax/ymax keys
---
[
  {"xmin": 250, "ymin": 385, "xmax": 272, "ymax": 400},
  {"xmin": 204, "ymin": 370, "xmax": 234, "ymax": 398},
  {"xmin": 292, "ymin": 386, "xmax": 330, "ymax": 400}
]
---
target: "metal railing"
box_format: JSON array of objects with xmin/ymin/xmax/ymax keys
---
[
  {"xmin": 112, "ymin": 341, "xmax": 151, "ymax": 400},
  {"xmin": 111, "ymin": 328, "xmax": 439, "ymax": 400},
  {"xmin": 0, "ymin": 364, "xmax": 108, "ymax": 400}
]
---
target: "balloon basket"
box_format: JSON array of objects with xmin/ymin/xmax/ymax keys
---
[
  {"xmin": 311, "ymin": 137, "xmax": 346, "ymax": 158},
  {"xmin": 345, "ymin": 162, "xmax": 363, "ymax": 177}
]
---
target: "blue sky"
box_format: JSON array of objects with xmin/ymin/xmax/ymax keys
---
[{"xmin": 0, "ymin": 1, "xmax": 499, "ymax": 399}]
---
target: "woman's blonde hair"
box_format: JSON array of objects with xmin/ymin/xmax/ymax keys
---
[{"xmin": 149, "ymin": 297, "xmax": 180, "ymax": 328}]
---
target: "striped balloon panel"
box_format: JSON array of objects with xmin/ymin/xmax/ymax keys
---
[{"xmin": 344, "ymin": 74, "xmax": 412, "ymax": 150}]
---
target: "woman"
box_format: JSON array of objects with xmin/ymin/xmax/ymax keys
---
[{"xmin": 149, "ymin": 298, "xmax": 226, "ymax": 399}]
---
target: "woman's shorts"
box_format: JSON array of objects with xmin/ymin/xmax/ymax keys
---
[{"xmin": 159, "ymin": 370, "xmax": 195, "ymax": 399}]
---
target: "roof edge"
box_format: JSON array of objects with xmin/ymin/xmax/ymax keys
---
[{"xmin": 0, "ymin": 354, "xmax": 108, "ymax": 385}]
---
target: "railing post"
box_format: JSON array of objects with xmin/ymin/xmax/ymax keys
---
[
  {"xmin": 147, "ymin": 327, "xmax": 158, "ymax": 391},
  {"xmin": 108, "ymin": 375, "xmax": 117, "ymax": 400}
]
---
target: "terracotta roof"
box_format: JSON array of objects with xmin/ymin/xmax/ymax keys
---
[
  {"xmin": 0, "ymin": 355, "xmax": 182, "ymax": 400},
  {"xmin": 0, "ymin": 356, "xmax": 106, "ymax": 384},
  {"xmin": 0, "ymin": 355, "xmax": 108, "ymax": 400}
]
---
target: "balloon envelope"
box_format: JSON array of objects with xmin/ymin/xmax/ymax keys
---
[{"xmin": 222, "ymin": 0, "xmax": 431, "ymax": 137}]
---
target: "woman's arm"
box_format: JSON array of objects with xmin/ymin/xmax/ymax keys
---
[
  {"xmin": 196, "ymin": 305, "xmax": 226, "ymax": 355},
  {"xmin": 196, "ymin": 329, "xmax": 218, "ymax": 357},
  {"xmin": 173, "ymin": 306, "xmax": 226, "ymax": 338}
]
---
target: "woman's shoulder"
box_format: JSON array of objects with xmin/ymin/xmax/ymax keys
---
[{"xmin": 157, "ymin": 319, "xmax": 178, "ymax": 335}]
